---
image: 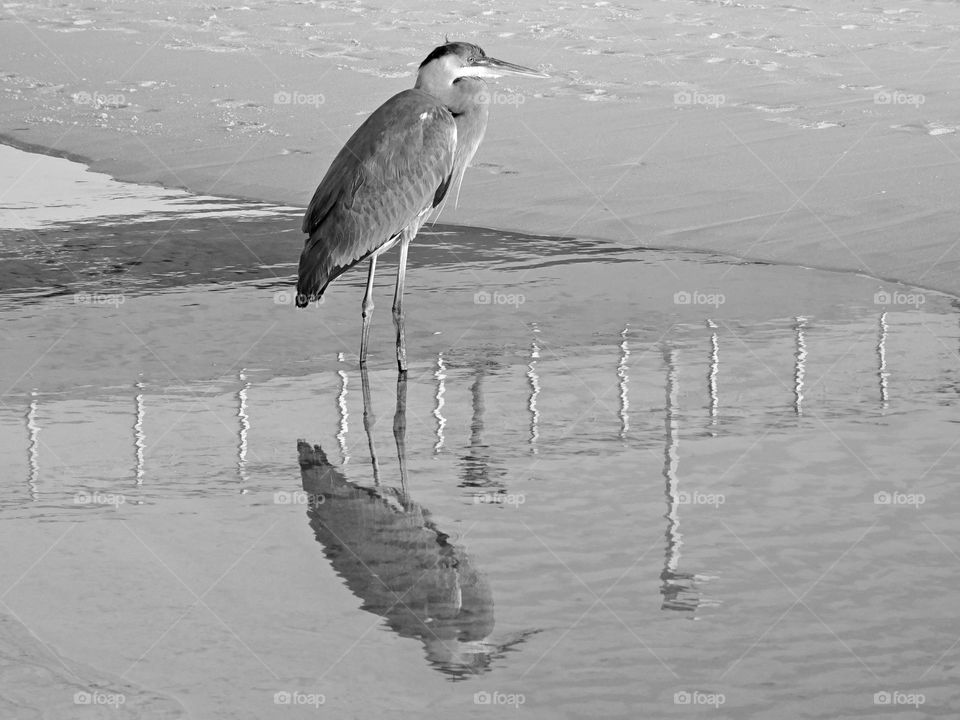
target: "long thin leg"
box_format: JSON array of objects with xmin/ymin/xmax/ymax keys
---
[
  {"xmin": 360, "ymin": 365, "xmax": 381, "ymax": 486},
  {"xmin": 392, "ymin": 235, "xmax": 411, "ymax": 373},
  {"xmin": 393, "ymin": 372, "xmax": 408, "ymax": 500},
  {"xmin": 360, "ymin": 255, "xmax": 377, "ymax": 365}
]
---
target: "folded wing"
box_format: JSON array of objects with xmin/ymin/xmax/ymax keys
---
[{"xmin": 296, "ymin": 89, "xmax": 457, "ymax": 306}]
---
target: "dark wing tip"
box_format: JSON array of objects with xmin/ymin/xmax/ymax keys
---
[
  {"xmin": 433, "ymin": 171, "xmax": 453, "ymax": 208},
  {"xmin": 296, "ymin": 238, "xmax": 332, "ymax": 307}
]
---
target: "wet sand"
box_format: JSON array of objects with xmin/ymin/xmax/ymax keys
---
[{"xmin": 1, "ymin": 0, "xmax": 959, "ymax": 294}]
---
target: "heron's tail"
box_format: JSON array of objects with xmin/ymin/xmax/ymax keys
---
[
  {"xmin": 297, "ymin": 227, "xmax": 382, "ymax": 308},
  {"xmin": 296, "ymin": 237, "xmax": 333, "ymax": 308}
]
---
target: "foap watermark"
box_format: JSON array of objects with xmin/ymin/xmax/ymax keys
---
[
  {"xmin": 874, "ymin": 90, "xmax": 924, "ymax": 107},
  {"xmin": 674, "ymin": 90, "xmax": 725, "ymax": 108},
  {"xmin": 274, "ymin": 290, "xmax": 319, "ymax": 306},
  {"xmin": 72, "ymin": 90, "xmax": 126, "ymax": 108},
  {"xmin": 473, "ymin": 690, "xmax": 525, "ymax": 708},
  {"xmin": 273, "ymin": 690, "xmax": 325, "ymax": 707},
  {"xmin": 874, "ymin": 290, "xmax": 924, "ymax": 308},
  {"xmin": 74, "ymin": 691, "xmax": 126, "ymax": 708},
  {"xmin": 74, "ymin": 292, "xmax": 125, "ymax": 308},
  {"xmin": 674, "ymin": 290, "xmax": 725, "ymax": 308},
  {"xmin": 75, "ymin": 491, "xmax": 126, "ymax": 508},
  {"xmin": 274, "ymin": 490, "xmax": 325, "ymax": 506},
  {"xmin": 273, "ymin": 90, "xmax": 325, "ymax": 108},
  {"xmin": 874, "ymin": 491, "xmax": 925, "ymax": 508},
  {"xmin": 473, "ymin": 492, "xmax": 525, "ymax": 508},
  {"xmin": 674, "ymin": 690, "xmax": 725, "ymax": 708},
  {"xmin": 474, "ymin": 290, "xmax": 525, "ymax": 308},
  {"xmin": 677, "ymin": 490, "xmax": 725, "ymax": 508},
  {"xmin": 874, "ymin": 690, "xmax": 925, "ymax": 708},
  {"xmin": 478, "ymin": 89, "xmax": 526, "ymax": 107}
]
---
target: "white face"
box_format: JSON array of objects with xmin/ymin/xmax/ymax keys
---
[
  {"xmin": 421, "ymin": 48, "xmax": 546, "ymax": 86},
  {"xmin": 453, "ymin": 63, "xmax": 504, "ymax": 80},
  {"xmin": 437, "ymin": 53, "xmax": 498, "ymax": 80},
  {"xmin": 447, "ymin": 52, "xmax": 548, "ymax": 81}
]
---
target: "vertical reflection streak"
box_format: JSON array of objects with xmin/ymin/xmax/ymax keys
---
[
  {"xmin": 527, "ymin": 341, "xmax": 540, "ymax": 451},
  {"xmin": 434, "ymin": 353, "xmax": 446, "ymax": 453},
  {"xmin": 26, "ymin": 390, "xmax": 39, "ymax": 501},
  {"xmin": 794, "ymin": 316, "xmax": 808, "ymax": 416},
  {"xmin": 134, "ymin": 378, "xmax": 146, "ymax": 484},
  {"xmin": 236, "ymin": 370, "xmax": 250, "ymax": 482},
  {"xmin": 337, "ymin": 369, "xmax": 350, "ymax": 464},
  {"xmin": 617, "ymin": 326, "xmax": 629, "ymax": 439},
  {"xmin": 661, "ymin": 347, "xmax": 708, "ymax": 612},
  {"xmin": 459, "ymin": 363, "xmax": 504, "ymax": 491},
  {"xmin": 877, "ymin": 312, "xmax": 889, "ymax": 409},
  {"xmin": 662, "ymin": 348, "xmax": 681, "ymax": 578},
  {"xmin": 707, "ymin": 320, "xmax": 719, "ymax": 427}
]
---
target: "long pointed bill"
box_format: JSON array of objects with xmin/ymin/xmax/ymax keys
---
[{"xmin": 459, "ymin": 56, "xmax": 549, "ymax": 79}]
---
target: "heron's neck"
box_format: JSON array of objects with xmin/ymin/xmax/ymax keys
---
[
  {"xmin": 415, "ymin": 68, "xmax": 485, "ymax": 115},
  {"xmin": 451, "ymin": 81, "xmax": 487, "ymax": 115}
]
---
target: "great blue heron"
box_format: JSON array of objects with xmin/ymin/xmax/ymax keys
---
[{"xmin": 295, "ymin": 42, "xmax": 547, "ymax": 372}]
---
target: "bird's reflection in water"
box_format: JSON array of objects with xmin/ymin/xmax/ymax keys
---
[{"xmin": 298, "ymin": 369, "xmax": 526, "ymax": 679}]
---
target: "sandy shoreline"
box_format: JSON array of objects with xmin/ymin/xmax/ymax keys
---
[{"xmin": 2, "ymin": 1, "xmax": 959, "ymax": 296}]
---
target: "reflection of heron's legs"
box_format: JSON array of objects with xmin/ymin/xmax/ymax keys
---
[
  {"xmin": 360, "ymin": 365, "xmax": 381, "ymax": 485},
  {"xmin": 392, "ymin": 235, "xmax": 411, "ymax": 373},
  {"xmin": 394, "ymin": 373, "xmax": 408, "ymax": 497},
  {"xmin": 360, "ymin": 256, "xmax": 377, "ymax": 366}
]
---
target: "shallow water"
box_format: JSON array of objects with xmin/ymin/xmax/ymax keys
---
[{"xmin": 1, "ymin": 148, "xmax": 959, "ymax": 718}]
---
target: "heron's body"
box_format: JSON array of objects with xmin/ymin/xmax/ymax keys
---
[
  {"xmin": 296, "ymin": 90, "xmax": 459, "ymax": 301},
  {"xmin": 295, "ymin": 42, "xmax": 546, "ymax": 372}
]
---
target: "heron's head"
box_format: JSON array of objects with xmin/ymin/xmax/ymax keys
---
[{"xmin": 415, "ymin": 42, "xmax": 547, "ymax": 100}]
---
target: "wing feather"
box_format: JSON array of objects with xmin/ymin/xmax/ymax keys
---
[{"xmin": 297, "ymin": 89, "xmax": 456, "ymax": 306}]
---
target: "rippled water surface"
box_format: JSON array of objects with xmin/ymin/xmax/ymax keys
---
[{"xmin": 1, "ymin": 145, "xmax": 959, "ymax": 718}]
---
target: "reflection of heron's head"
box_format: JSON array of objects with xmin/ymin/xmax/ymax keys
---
[
  {"xmin": 424, "ymin": 629, "xmax": 543, "ymax": 681},
  {"xmin": 423, "ymin": 637, "xmax": 497, "ymax": 680}
]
